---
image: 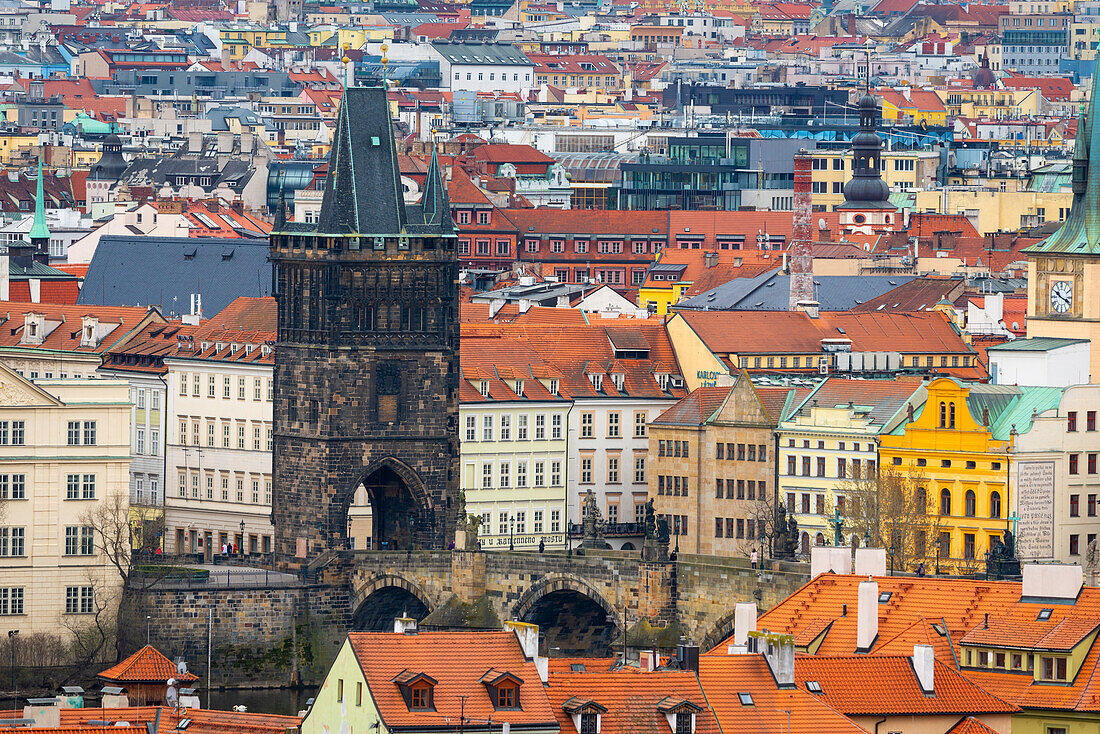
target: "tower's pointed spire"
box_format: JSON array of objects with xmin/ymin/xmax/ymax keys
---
[
  {"xmin": 29, "ymin": 157, "xmax": 50, "ymax": 248},
  {"xmin": 273, "ymin": 174, "xmax": 287, "ymax": 230},
  {"xmin": 420, "ymin": 143, "xmax": 451, "ymax": 230}
]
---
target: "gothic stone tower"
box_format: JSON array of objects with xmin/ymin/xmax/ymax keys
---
[{"xmin": 270, "ymin": 86, "xmax": 459, "ymax": 563}]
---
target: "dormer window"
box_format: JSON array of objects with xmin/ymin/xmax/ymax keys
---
[
  {"xmin": 562, "ymin": 698, "xmax": 606, "ymax": 734},
  {"xmin": 480, "ymin": 670, "xmax": 523, "ymax": 710},
  {"xmin": 514, "ymin": 379, "xmax": 524, "ymax": 397},
  {"xmin": 589, "ymin": 373, "xmax": 603, "ymax": 391},
  {"xmin": 656, "ymin": 373, "xmax": 669, "ymax": 390},
  {"xmin": 479, "ymin": 380, "xmax": 490, "ymax": 397},
  {"xmin": 549, "ymin": 379, "xmax": 559, "ymax": 396},
  {"xmin": 657, "ymin": 696, "xmax": 702, "ymax": 734},
  {"xmin": 22, "ymin": 313, "xmax": 45, "ymax": 345},
  {"xmin": 392, "ymin": 670, "xmax": 437, "ymax": 711},
  {"xmin": 611, "ymin": 373, "xmax": 624, "ymax": 391}
]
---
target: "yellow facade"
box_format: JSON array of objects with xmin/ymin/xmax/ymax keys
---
[
  {"xmin": 934, "ymin": 88, "xmax": 1043, "ymax": 118},
  {"xmin": 1026, "ymin": 254, "xmax": 1100, "ymax": 379},
  {"xmin": 810, "ymin": 149, "xmax": 939, "ymax": 211},
  {"xmin": 900, "ymin": 189, "xmax": 1074, "ymax": 236},
  {"xmin": 0, "ymin": 365, "xmax": 132, "ymax": 647},
  {"xmin": 638, "ymin": 281, "xmax": 690, "ymax": 317},
  {"xmin": 878, "ymin": 378, "xmax": 1012, "ymax": 572},
  {"xmin": 0, "ymin": 133, "xmax": 38, "ymax": 165},
  {"xmin": 877, "ymin": 97, "xmax": 947, "ymax": 127}
]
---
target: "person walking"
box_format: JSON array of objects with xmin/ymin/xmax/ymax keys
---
[{"xmin": 750, "ymin": 548, "xmax": 759, "ymax": 570}]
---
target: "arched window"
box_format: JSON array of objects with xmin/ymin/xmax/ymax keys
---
[
  {"xmin": 990, "ymin": 491, "xmax": 1001, "ymax": 518},
  {"xmin": 965, "ymin": 490, "xmax": 976, "ymax": 517},
  {"xmin": 815, "ymin": 532, "xmax": 826, "ymax": 547},
  {"xmin": 939, "ymin": 401, "xmax": 947, "ymax": 428},
  {"xmin": 800, "ymin": 532, "xmax": 810, "ymax": 555},
  {"xmin": 940, "ymin": 488, "xmax": 952, "ymax": 516},
  {"xmin": 949, "ymin": 402, "xmax": 956, "ymax": 429},
  {"xmin": 915, "ymin": 487, "xmax": 927, "ymax": 511}
]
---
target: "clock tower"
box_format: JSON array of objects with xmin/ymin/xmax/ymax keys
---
[{"xmin": 1024, "ymin": 68, "xmax": 1100, "ymax": 379}]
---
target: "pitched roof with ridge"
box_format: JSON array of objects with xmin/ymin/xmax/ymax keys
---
[
  {"xmin": 546, "ymin": 668, "xmax": 721, "ymax": 734},
  {"xmin": 98, "ymin": 646, "xmax": 199, "ymax": 683},
  {"xmin": 346, "ymin": 631, "xmax": 557, "ymax": 729}
]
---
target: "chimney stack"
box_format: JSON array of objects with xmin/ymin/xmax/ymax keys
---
[
  {"xmin": 789, "ymin": 148, "xmax": 814, "ymax": 310},
  {"xmin": 857, "ymin": 575, "xmax": 879, "ymax": 652},
  {"xmin": 733, "ymin": 602, "xmax": 757, "ymax": 646},
  {"xmin": 394, "ymin": 615, "xmax": 418, "ymax": 634},
  {"xmin": 752, "ymin": 631, "xmax": 795, "ymax": 687},
  {"xmin": 912, "ymin": 644, "xmax": 934, "ymax": 694}
]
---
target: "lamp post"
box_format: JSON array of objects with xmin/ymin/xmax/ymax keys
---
[
  {"xmin": 509, "ymin": 513, "xmax": 515, "ymax": 552},
  {"xmin": 239, "ymin": 519, "xmax": 245, "ymax": 555},
  {"xmin": 347, "ymin": 514, "xmax": 354, "ymax": 550},
  {"xmin": 8, "ymin": 630, "xmax": 18, "ymax": 709}
]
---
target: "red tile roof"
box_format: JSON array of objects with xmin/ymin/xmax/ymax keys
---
[
  {"xmin": 347, "ymin": 631, "xmax": 557, "ymax": 729},
  {"xmin": 0, "ymin": 302, "xmax": 158, "ymax": 355},
  {"xmin": 546, "ymin": 669, "xmax": 721, "ymax": 734},
  {"xmin": 652, "ymin": 385, "xmax": 732, "ymax": 426},
  {"xmin": 470, "ymin": 144, "xmax": 555, "ymax": 165},
  {"xmin": 700, "ymin": 655, "xmax": 867, "ymax": 734},
  {"xmin": 794, "ymin": 656, "xmax": 1016, "ymax": 715},
  {"xmin": 99, "ymin": 645, "xmax": 199, "ymax": 683}
]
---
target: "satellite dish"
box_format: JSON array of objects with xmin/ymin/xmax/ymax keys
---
[
  {"xmin": 818, "ymin": 218, "xmax": 826, "ymax": 230},
  {"xmin": 177, "ymin": 658, "xmax": 187, "ymax": 676},
  {"xmin": 165, "ymin": 686, "xmax": 178, "ymax": 707}
]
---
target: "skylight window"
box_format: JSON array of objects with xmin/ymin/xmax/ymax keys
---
[
  {"xmin": 806, "ymin": 681, "xmax": 822, "ymax": 694},
  {"xmin": 878, "ymin": 591, "xmax": 892, "ymax": 603},
  {"xmin": 738, "ymin": 693, "xmax": 754, "ymax": 706},
  {"xmin": 1037, "ymin": 608, "xmax": 1053, "ymax": 621}
]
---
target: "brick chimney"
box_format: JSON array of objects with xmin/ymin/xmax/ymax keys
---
[{"xmin": 789, "ymin": 149, "xmax": 814, "ymax": 310}]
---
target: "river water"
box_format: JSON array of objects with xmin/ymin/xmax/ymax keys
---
[{"xmin": 203, "ymin": 687, "xmax": 317, "ymax": 716}]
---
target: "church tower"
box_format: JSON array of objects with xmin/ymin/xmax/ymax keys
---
[
  {"xmin": 1024, "ymin": 69, "xmax": 1100, "ymax": 380},
  {"xmin": 837, "ymin": 86, "xmax": 898, "ymax": 236},
  {"xmin": 269, "ymin": 87, "xmax": 459, "ymax": 563}
]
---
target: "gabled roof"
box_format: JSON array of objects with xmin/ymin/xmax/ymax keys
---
[
  {"xmin": 347, "ymin": 631, "xmax": 556, "ymax": 729},
  {"xmin": 793, "ymin": 656, "xmax": 1016, "ymax": 715},
  {"xmin": 98, "ymin": 646, "xmax": 199, "ymax": 684},
  {"xmin": 547, "ymin": 669, "xmax": 721, "ymax": 734}
]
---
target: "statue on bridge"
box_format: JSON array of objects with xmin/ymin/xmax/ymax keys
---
[
  {"xmin": 986, "ymin": 529, "xmax": 1020, "ymax": 580},
  {"xmin": 772, "ymin": 503, "xmax": 799, "ymax": 561},
  {"xmin": 641, "ymin": 498, "xmax": 669, "ymax": 563},
  {"xmin": 580, "ymin": 489, "xmax": 611, "ymax": 550}
]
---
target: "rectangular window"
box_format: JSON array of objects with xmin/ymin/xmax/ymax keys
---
[
  {"xmin": 552, "ymin": 414, "xmax": 562, "ymax": 440},
  {"xmin": 223, "ymin": 376, "xmax": 231, "ymax": 398},
  {"xmin": 607, "ymin": 456, "xmax": 619, "ymax": 483},
  {"xmin": 192, "ymin": 374, "xmax": 200, "ymax": 397},
  {"xmin": 254, "ymin": 378, "xmax": 262, "ymax": 401},
  {"xmin": 65, "ymin": 586, "xmax": 94, "ymax": 614},
  {"xmin": 0, "ymin": 587, "xmax": 24, "ymax": 615},
  {"xmin": 465, "ymin": 415, "xmax": 477, "ymax": 441},
  {"xmin": 208, "ymin": 375, "xmax": 216, "ymax": 398},
  {"xmin": 254, "ymin": 426, "xmax": 262, "ymax": 450},
  {"xmin": 517, "ymin": 462, "xmax": 528, "ymax": 487},
  {"xmin": 1071, "ymin": 454, "xmax": 1080, "ymax": 475},
  {"xmin": 581, "ymin": 412, "xmax": 594, "ymax": 438},
  {"xmin": 517, "ymin": 414, "xmax": 528, "ymax": 440},
  {"xmin": 551, "ymin": 461, "xmax": 561, "ymax": 486},
  {"xmin": 607, "ymin": 412, "xmax": 620, "ymax": 438},
  {"xmin": 634, "ymin": 411, "xmax": 647, "ymax": 437},
  {"xmin": 483, "ymin": 415, "xmax": 493, "ymax": 441},
  {"xmin": 535, "ymin": 414, "xmax": 546, "ymax": 440},
  {"xmin": 499, "ymin": 463, "xmax": 510, "ymax": 488},
  {"xmin": 500, "ymin": 414, "xmax": 511, "ymax": 441},
  {"xmin": 634, "ymin": 456, "xmax": 646, "ymax": 484},
  {"xmin": 581, "ymin": 457, "xmax": 593, "ymax": 484},
  {"xmin": 482, "ymin": 464, "xmax": 493, "ymax": 489},
  {"xmin": 0, "ymin": 528, "xmax": 25, "ymax": 556},
  {"xmin": 238, "ymin": 425, "xmax": 246, "ymax": 449},
  {"xmin": 1088, "ymin": 411, "xmax": 1097, "ymax": 431},
  {"xmin": 238, "ymin": 378, "xmax": 246, "ymax": 400}
]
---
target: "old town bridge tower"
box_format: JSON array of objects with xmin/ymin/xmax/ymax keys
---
[{"xmin": 270, "ymin": 86, "xmax": 459, "ymax": 562}]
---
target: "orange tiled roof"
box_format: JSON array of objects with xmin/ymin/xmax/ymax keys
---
[
  {"xmin": 347, "ymin": 631, "xmax": 558, "ymax": 729},
  {"xmin": 0, "ymin": 302, "xmax": 157, "ymax": 355},
  {"xmin": 99, "ymin": 646, "xmax": 199, "ymax": 683},
  {"xmin": 699, "ymin": 655, "xmax": 867, "ymax": 734},
  {"xmin": 0, "ymin": 706, "xmax": 299, "ymax": 734},
  {"xmin": 546, "ymin": 668, "xmax": 721, "ymax": 734},
  {"xmin": 946, "ymin": 716, "xmax": 1003, "ymax": 734},
  {"xmin": 793, "ymin": 656, "xmax": 1017, "ymax": 715}
]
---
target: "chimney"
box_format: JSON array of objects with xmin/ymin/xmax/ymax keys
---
[
  {"xmin": 518, "ymin": 298, "xmax": 531, "ymax": 314},
  {"xmin": 676, "ymin": 639, "xmax": 700, "ymax": 673},
  {"xmin": 733, "ymin": 602, "xmax": 757, "ymax": 646},
  {"xmin": 795, "ymin": 300, "xmax": 820, "ymax": 319},
  {"xmin": 857, "ymin": 576, "xmax": 879, "ymax": 652},
  {"xmin": 393, "ymin": 615, "xmax": 417, "ymax": 634},
  {"xmin": 912, "ymin": 644, "xmax": 934, "ymax": 694},
  {"xmin": 752, "ymin": 631, "xmax": 795, "ymax": 686},
  {"xmin": 789, "ymin": 149, "xmax": 814, "ymax": 310},
  {"xmin": 1022, "ymin": 564, "xmax": 1083, "ymax": 601},
  {"xmin": 704, "ymin": 251, "xmax": 718, "ymax": 268},
  {"xmin": 504, "ymin": 621, "xmax": 539, "ymax": 660},
  {"xmin": 221, "ymin": 46, "xmax": 231, "ymax": 70},
  {"xmin": 818, "ymin": 227, "xmax": 832, "ymax": 242},
  {"xmin": 643, "ymin": 649, "xmax": 660, "ymax": 671}
]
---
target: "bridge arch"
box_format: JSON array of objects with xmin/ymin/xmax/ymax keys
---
[
  {"xmin": 339, "ymin": 456, "xmax": 436, "ymax": 551},
  {"xmin": 512, "ymin": 574, "xmax": 621, "ymax": 657},
  {"xmin": 701, "ymin": 609, "xmax": 739, "ymax": 653},
  {"xmin": 351, "ymin": 572, "xmax": 434, "ymax": 631}
]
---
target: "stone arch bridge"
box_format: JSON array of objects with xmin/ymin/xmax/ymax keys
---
[{"xmin": 309, "ymin": 548, "xmax": 810, "ymax": 655}]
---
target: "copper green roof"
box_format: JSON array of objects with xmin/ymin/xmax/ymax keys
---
[
  {"xmin": 28, "ymin": 158, "xmax": 50, "ymax": 242},
  {"xmin": 1025, "ymin": 69, "xmax": 1100, "ymax": 255}
]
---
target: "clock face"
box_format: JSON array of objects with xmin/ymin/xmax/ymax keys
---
[{"xmin": 1050, "ymin": 280, "xmax": 1073, "ymax": 313}]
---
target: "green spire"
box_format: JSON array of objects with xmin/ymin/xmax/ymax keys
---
[{"xmin": 28, "ymin": 157, "xmax": 50, "ymax": 243}]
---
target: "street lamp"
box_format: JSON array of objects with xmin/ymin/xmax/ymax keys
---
[
  {"xmin": 509, "ymin": 513, "xmax": 515, "ymax": 552},
  {"xmin": 347, "ymin": 514, "xmax": 354, "ymax": 550},
  {"xmin": 8, "ymin": 630, "xmax": 18, "ymax": 709},
  {"xmin": 240, "ymin": 520, "xmax": 245, "ymax": 554}
]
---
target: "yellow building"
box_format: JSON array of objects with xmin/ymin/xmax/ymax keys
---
[
  {"xmin": 896, "ymin": 189, "xmax": 1074, "ymax": 236},
  {"xmin": 810, "ymin": 149, "xmax": 940, "ymax": 211},
  {"xmin": 874, "ymin": 89, "xmax": 948, "ymax": 127},
  {"xmin": 934, "ymin": 87, "xmax": 1042, "ymax": 118},
  {"xmin": 217, "ymin": 25, "xmax": 288, "ymax": 58},
  {"xmin": 0, "ymin": 133, "xmax": 39, "ymax": 166},
  {"xmin": 0, "ymin": 364, "xmax": 132, "ymax": 648},
  {"xmin": 1024, "ymin": 66, "xmax": 1100, "ymax": 380},
  {"xmin": 877, "ymin": 378, "xmax": 1062, "ymax": 572}
]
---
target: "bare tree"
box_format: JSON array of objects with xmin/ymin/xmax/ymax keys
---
[
  {"xmin": 839, "ymin": 465, "xmax": 943, "ymax": 573},
  {"xmin": 742, "ymin": 490, "xmax": 781, "ymax": 560}
]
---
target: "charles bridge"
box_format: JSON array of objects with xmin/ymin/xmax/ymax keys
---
[{"xmin": 135, "ymin": 547, "xmax": 810, "ymax": 686}]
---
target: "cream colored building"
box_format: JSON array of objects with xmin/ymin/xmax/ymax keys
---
[
  {"xmin": 0, "ymin": 364, "xmax": 130, "ymax": 643},
  {"xmin": 164, "ymin": 346, "xmax": 274, "ymax": 556},
  {"xmin": 900, "ymin": 189, "xmax": 1074, "ymax": 236},
  {"xmin": 810, "ymin": 149, "xmax": 940, "ymax": 211},
  {"xmin": 162, "ymin": 298, "xmax": 276, "ymax": 557},
  {"xmin": 461, "ymin": 396, "xmax": 570, "ymax": 551}
]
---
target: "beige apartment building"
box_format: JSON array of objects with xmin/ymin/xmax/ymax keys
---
[
  {"xmin": 0, "ymin": 364, "xmax": 131, "ymax": 643},
  {"xmin": 649, "ymin": 374, "xmax": 780, "ymax": 557},
  {"xmin": 163, "ymin": 298, "xmax": 275, "ymax": 556}
]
